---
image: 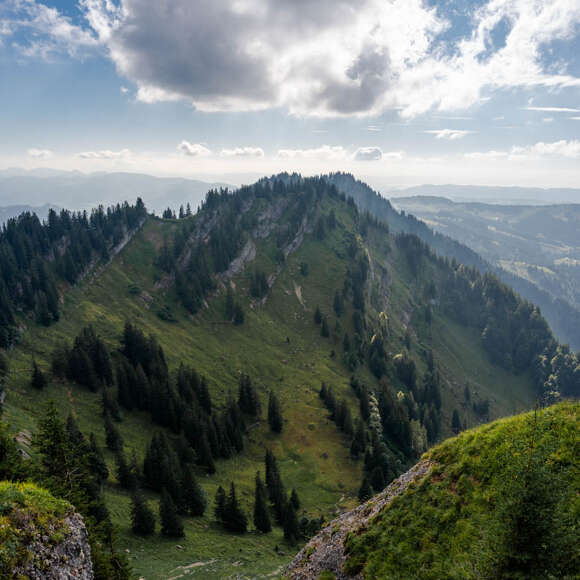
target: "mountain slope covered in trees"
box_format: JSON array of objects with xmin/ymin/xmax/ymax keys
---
[{"xmin": 0, "ymin": 175, "xmax": 577, "ymax": 578}]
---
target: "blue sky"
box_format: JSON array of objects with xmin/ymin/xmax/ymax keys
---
[{"xmin": 1, "ymin": 0, "xmax": 579, "ymax": 188}]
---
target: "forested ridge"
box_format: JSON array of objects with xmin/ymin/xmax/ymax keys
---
[{"xmin": 0, "ymin": 174, "xmax": 578, "ymax": 578}]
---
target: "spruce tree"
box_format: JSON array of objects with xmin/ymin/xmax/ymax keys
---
[
  {"xmin": 181, "ymin": 465, "xmax": 207, "ymax": 516},
  {"xmin": 268, "ymin": 391, "xmax": 283, "ymax": 433},
  {"xmin": 223, "ymin": 482, "xmax": 248, "ymax": 533},
  {"xmin": 30, "ymin": 360, "xmax": 47, "ymax": 390},
  {"xmin": 159, "ymin": 488, "xmax": 184, "ymax": 538},
  {"xmin": 88, "ymin": 433, "xmax": 109, "ymax": 485},
  {"xmin": 451, "ymin": 409, "xmax": 462, "ymax": 434},
  {"xmin": 358, "ymin": 477, "xmax": 373, "ymax": 502},
  {"xmin": 283, "ymin": 500, "xmax": 299, "ymax": 545},
  {"xmin": 320, "ymin": 317, "xmax": 330, "ymax": 337},
  {"xmin": 131, "ymin": 492, "xmax": 155, "ymax": 536},
  {"xmin": 253, "ymin": 472, "xmax": 271, "ymax": 533},
  {"xmin": 290, "ymin": 488, "xmax": 300, "ymax": 511},
  {"xmin": 214, "ymin": 485, "xmax": 226, "ymax": 523},
  {"xmin": 115, "ymin": 447, "xmax": 137, "ymax": 490},
  {"xmin": 314, "ymin": 306, "xmax": 322, "ymax": 324},
  {"xmin": 104, "ymin": 412, "xmax": 123, "ymax": 451}
]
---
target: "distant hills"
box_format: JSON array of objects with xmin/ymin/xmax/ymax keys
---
[
  {"xmin": 0, "ymin": 169, "xmax": 231, "ymax": 215},
  {"xmin": 392, "ymin": 195, "xmax": 580, "ymax": 346},
  {"xmin": 386, "ymin": 183, "xmax": 580, "ymax": 205}
]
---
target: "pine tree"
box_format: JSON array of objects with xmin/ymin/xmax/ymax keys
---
[
  {"xmin": 115, "ymin": 447, "xmax": 137, "ymax": 490},
  {"xmin": 290, "ymin": 488, "xmax": 300, "ymax": 511},
  {"xmin": 333, "ymin": 290, "xmax": 344, "ymax": 317},
  {"xmin": 104, "ymin": 412, "xmax": 123, "ymax": 451},
  {"xmin": 320, "ymin": 317, "xmax": 330, "ymax": 337},
  {"xmin": 283, "ymin": 500, "xmax": 299, "ymax": 545},
  {"xmin": 232, "ymin": 303, "xmax": 245, "ymax": 325},
  {"xmin": 451, "ymin": 409, "xmax": 462, "ymax": 434},
  {"xmin": 238, "ymin": 373, "xmax": 261, "ymax": 416},
  {"xmin": 30, "ymin": 360, "xmax": 47, "ymax": 390},
  {"xmin": 223, "ymin": 482, "xmax": 248, "ymax": 533},
  {"xmin": 88, "ymin": 433, "xmax": 109, "ymax": 485},
  {"xmin": 214, "ymin": 485, "xmax": 226, "ymax": 523},
  {"xmin": 181, "ymin": 465, "xmax": 207, "ymax": 516},
  {"xmin": 314, "ymin": 306, "xmax": 322, "ymax": 325},
  {"xmin": 225, "ymin": 287, "xmax": 234, "ymax": 321},
  {"xmin": 358, "ymin": 477, "xmax": 373, "ymax": 502},
  {"xmin": 131, "ymin": 492, "xmax": 155, "ymax": 536},
  {"xmin": 253, "ymin": 472, "xmax": 271, "ymax": 533},
  {"xmin": 267, "ymin": 391, "xmax": 283, "ymax": 433},
  {"xmin": 159, "ymin": 488, "xmax": 184, "ymax": 538},
  {"xmin": 370, "ymin": 465, "xmax": 385, "ymax": 492}
]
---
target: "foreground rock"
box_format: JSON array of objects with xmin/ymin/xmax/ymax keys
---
[
  {"xmin": 285, "ymin": 460, "xmax": 432, "ymax": 579},
  {"xmin": 0, "ymin": 481, "xmax": 93, "ymax": 579}
]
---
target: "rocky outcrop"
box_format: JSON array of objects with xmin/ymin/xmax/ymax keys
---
[
  {"xmin": 285, "ymin": 459, "xmax": 432, "ymax": 579},
  {"xmin": 0, "ymin": 481, "xmax": 93, "ymax": 579},
  {"xmin": 13, "ymin": 511, "xmax": 93, "ymax": 579}
]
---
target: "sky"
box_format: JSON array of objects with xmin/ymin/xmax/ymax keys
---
[{"xmin": 1, "ymin": 0, "xmax": 580, "ymax": 188}]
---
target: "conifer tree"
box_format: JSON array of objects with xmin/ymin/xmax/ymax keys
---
[
  {"xmin": 181, "ymin": 465, "xmax": 207, "ymax": 516},
  {"xmin": 131, "ymin": 491, "xmax": 155, "ymax": 536},
  {"xmin": 88, "ymin": 433, "xmax": 109, "ymax": 485},
  {"xmin": 214, "ymin": 485, "xmax": 226, "ymax": 523},
  {"xmin": 283, "ymin": 500, "xmax": 299, "ymax": 545},
  {"xmin": 223, "ymin": 482, "xmax": 248, "ymax": 533},
  {"xmin": 320, "ymin": 317, "xmax": 330, "ymax": 337},
  {"xmin": 225, "ymin": 286, "xmax": 234, "ymax": 321},
  {"xmin": 451, "ymin": 409, "xmax": 462, "ymax": 434},
  {"xmin": 265, "ymin": 450, "xmax": 286, "ymax": 522},
  {"xmin": 358, "ymin": 477, "xmax": 373, "ymax": 502},
  {"xmin": 104, "ymin": 412, "xmax": 123, "ymax": 451},
  {"xmin": 159, "ymin": 488, "xmax": 184, "ymax": 538},
  {"xmin": 290, "ymin": 488, "xmax": 300, "ymax": 511},
  {"xmin": 238, "ymin": 373, "xmax": 260, "ymax": 416},
  {"xmin": 267, "ymin": 391, "xmax": 283, "ymax": 433},
  {"xmin": 314, "ymin": 306, "xmax": 322, "ymax": 325},
  {"xmin": 253, "ymin": 471, "xmax": 271, "ymax": 533},
  {"xmin": 30, "ymin": 360, "xmax": 47, "ymax": 390}
]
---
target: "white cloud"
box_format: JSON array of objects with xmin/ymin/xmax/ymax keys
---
[
  {"xmin": 570, "ymin": 116, "xmax": 580, "ymax": 120},
  {"xmin": 120, "ymin": 86, "xmax": 129, "ymax": 94},
  {"xmin": 3, "ymin": 0, "xmax": 580, "ymax": 118},
  {"xmin": 464, "ymin": 150, "xmax": 507, "ymax": 160},
  {"xmin": 220, "ymin": 147, "xmax": 265, "ymax": 158},
  {"xmin": 511, "ymin": 140, "xmax": 580, "ymax": 159},
  {"xmin": 177, "ymin": 141, "xmax": 211, "ymax": 157},
  {"xmin": 27, "ymin": 148, "xmax": 53, "ymax": 159},
  {"xmin": 542, "ymin": 117, "xmax": 554, "ymax": 123},
  {"xmin": 353, "ymin": 147, "xmax": 383, "ymax": 161},
  {"xmin": 466, "ymin": 140, "xmax": 580, "ymax": 161},
  {"xmin": 77, "ymin": 149, "xmax": 131, "ymax": 159},
  {"xmin": 425, "ymin": 129, "xmax": 475, "ymax": 140},
  {"xmin": 2, "ymin": 0, "xmax": 98, "ymax": 59},
  {"xmin": 276, "ymin": 145, "xmax": 347, "ymax": 160},
  {"xmin": 524, "ymin": 106, "xmax": 580, "ymax": 113}
]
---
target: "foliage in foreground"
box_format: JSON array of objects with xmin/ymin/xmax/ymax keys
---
[{"xmin": 344, "ymin": 402, "xmax": 580, "ymax": 579}]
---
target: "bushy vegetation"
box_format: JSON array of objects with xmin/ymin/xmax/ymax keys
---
[{"xmin": 344, "ymin": 402, "xmax": 580, "ymax": 579}]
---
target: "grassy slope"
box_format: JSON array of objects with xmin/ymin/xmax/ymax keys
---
[
  {"xmin": 2, "ymin": 195, "xmax": 536, "ymax": 578},
  {"xmin": 344, "ymin": 402, "xmax": 579, "ymax": 579}
]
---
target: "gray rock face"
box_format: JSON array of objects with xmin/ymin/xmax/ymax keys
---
[
  {"xmin": 286, "ymin": 459, "xmax": 432, "ymax": 579},
  {"xmin": 13, "ymin": 512, "xmax": 94, "ymax": 580}
]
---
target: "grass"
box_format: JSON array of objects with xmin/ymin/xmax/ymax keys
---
[
  {"xmin": 344, "ymin": 402, "xmax": 579, "ymax": 579},
  {"xmin": 1, "ymin": 195, "xmax": 542, "ymax": 578}
]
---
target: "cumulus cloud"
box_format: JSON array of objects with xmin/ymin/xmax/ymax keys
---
[
  {"xmin": 4, "ymin": 0, "xmax": 580, "ymax": 118},
  {"xmin": 425, "ymin": 129, "xmax": 475, "ymax": 140},
  {"xmin": 511, "ymin": 140, "xmax": 580, "ymax": 159},
  {"xmin": 27, "ymin": 148, "xmax": 53, "ymax": 159},
  {"xmin": 77, "ymin": 149, "xmax": 131, "ymax": 159},
  {"xmin": 220, "ymin": 147, "xmax": 265, "ymax": 158},
  {"xmin": 177, "ymin": 141, "xmax": 211, "ymax": 157},
  {"xmin": 353, "ymin": 147, "xmax": 383, "ymax": 161},
  {"xmin": 276, "ymin": 146, "xmax": 347, "ymax": 160},
  {"xmin": 466, "ymin": 140, "xmax": 580, "ymax": 160},
  {"xmin": 2, "ymin": 0, "xmax": 98, "ymax": 59}
]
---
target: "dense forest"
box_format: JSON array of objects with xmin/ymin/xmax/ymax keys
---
[{"xmin": 0, "ymin": 200, "xmax": 146, "ymax": 347}]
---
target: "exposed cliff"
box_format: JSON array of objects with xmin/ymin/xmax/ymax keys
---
[{"xmin": 0, "ymin": 481, "xmax": 93, "ymax": 579}]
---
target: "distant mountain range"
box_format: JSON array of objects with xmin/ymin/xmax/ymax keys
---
[
  {"xmin": 386, "ymin": 183, "xmax": 580, "ymax": 205},
  {"xmin": 0, "ymin": 169, "xmax": 231, "ymax": 215}
]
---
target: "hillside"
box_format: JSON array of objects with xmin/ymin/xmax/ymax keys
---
[
  {"xmin": 288, "ymin": 401, "xmax": 579, "ymax": 579},
  {"xmin": 0, "ymin": 175, "xmax": 577, "ymax": 578},
  {"xmin": 327, "ymin": 173, "xmax": 580, "ymax": 350},
  {"xmin": 392, "ymin": 196, "xmax": 580, "ymax": 314}
]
